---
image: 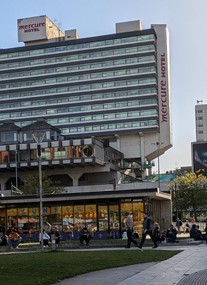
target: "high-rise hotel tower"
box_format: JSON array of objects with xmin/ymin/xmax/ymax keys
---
[{"xmin": 0, "ymin": 16, "xmax": 172, "ymax": 180}]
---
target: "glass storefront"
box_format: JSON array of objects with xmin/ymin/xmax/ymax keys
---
[{"xmin": 2, "ymin": 199, "xmax": 147, "ymax": 241}]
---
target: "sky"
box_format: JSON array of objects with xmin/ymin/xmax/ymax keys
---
[{"xmin": 0, "ymin": 0, "xmax": 207, "ymax": 173}]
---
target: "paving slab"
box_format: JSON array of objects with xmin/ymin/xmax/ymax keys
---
[{"xmin": 53, "ymin": 244, "xmax": 207, "ymax": 285}]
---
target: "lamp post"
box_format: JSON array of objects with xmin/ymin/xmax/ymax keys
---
[
  {"xmin": 153, "ymin": 141, "xmax": 165, "ymax": 190},
  {"xmin": 156, "ymin": 146, "xmax": 161, "ymax": 190},
  {"xmin": 174, "ymin": 182, "xmax": 178, "ymax": 219},
  {"xmin": 15, "ymin": 150, "xmax": 18, "ymax": 189},
  {"xmin": 32, "ymin": 131, "xmax": 45, "ymax": 251}
]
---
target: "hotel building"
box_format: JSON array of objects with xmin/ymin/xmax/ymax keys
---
[{"xmin": 0, "ymin": 16, "xmax": 172, "ymax": 241}]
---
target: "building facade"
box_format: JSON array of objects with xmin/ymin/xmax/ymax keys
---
[
  {"xmin": 0, "ymin": 16, "xmax": 172, "ymax": 240},
  {"xmin": 195, "ymin": 102, "xmax": 207, "ymax": 142}
]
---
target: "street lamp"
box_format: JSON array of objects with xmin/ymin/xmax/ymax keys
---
[
  {"xmin": 15, "ymin": 150, "xmax": 18, "ymax": 189},
  {"xmin": 153, "ymin": 141, "xmax": 165, "ymax": 190},
  {"xmin": 173, "ymin": 181, "xmax": 178, "ymax": 219},
  {"xmin": 32, "ymin": 131, "xmax": 45, "ymax": 251}
]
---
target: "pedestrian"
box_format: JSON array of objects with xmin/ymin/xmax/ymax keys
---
[
  {"xmin": 176, "ymin": 218, "xmax": 182, "ymax": 233},
  {"xmin": 124, "ymin": 212, "xmax": 138, "ymax": 248},
  {"xmin": 7, "ymin": 228, "xmax": 22, "ymax": 249},
  {"xmin": 39, "ymin": 229, "xmax": 50, "ymax": 247},
  {"xmin": 50, "ymin": 226, "xmax": 61, "ymax": 248},
  {"xmin": 153, "ymin": 222, "xmax": 162, "ymax": 244},
  {"xmin": 79, "ymin": 226, "xmax": 91, "ymax": 246},
  {"xmin": 166, "ymin": 224, "xmax": 178, "ymax": 243},
  {"xmin": 138, "ymin": 213, "xmax": 158, "ymax": 249}
]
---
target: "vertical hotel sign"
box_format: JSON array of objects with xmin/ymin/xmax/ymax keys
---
[
  {"xmin": 18, "ymin": 15, "xmax": 47, "ymax": 42},
  {"xmin": 152, "ymin": 24, "xmax": 172, "ymax": 144}
]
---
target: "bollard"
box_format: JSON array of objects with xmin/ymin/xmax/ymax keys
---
[{"xmin": 51, "ymin": 233, "xmax": 56, "ymax": 251}]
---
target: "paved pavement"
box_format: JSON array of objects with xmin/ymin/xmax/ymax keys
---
[{"xmin": 52, "ymin": 244, "xmax": 207, "ymax": 285}]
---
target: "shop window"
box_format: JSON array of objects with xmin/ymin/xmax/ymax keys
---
[
  {"xmin": 98, "ymin": 205, "xmax": 108, "ymax": 231},
  {"xmin": 85, "ymin": 205, "xmax": 96, "ymax": 233},
  {"xmin": 62, "ymin": 205, "xmax": 74, "ymax": 233},
  {"xmin": 50, "ymin": 206, "xmax": 62, "ymax": 231},
  {"xmin": 120, "ymin": 203, "xmax": 133, "ymax": 231},
  {"xmin": 18, "ymin": 208, "xmax": 29, "ymax": 233},
  {"xmin": 28, "ymin": 207, "xmax": 39, "ymax": 234},
  {"xmin": 74, "ymin": 205, "xmax": 85, "ymax": 231},
  {"xmin": 109, "ymin": 205, "xmax": 120, "ymax": 238},
  {"xmin": 7, "ymin": 208, "xmax": 18, "ymax": 229},
  {"xmin": 132, "ymin": 202, "xmax": 144, "ymax": 236}
]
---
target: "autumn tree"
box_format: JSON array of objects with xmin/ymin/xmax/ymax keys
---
[{"xmin": 170, "ymin": 171, "xmax": 207, "ymax": 221}]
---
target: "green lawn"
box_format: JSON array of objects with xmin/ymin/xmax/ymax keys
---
[{"xmin": 0, "ymin": 250, "xmax": 180, "ymax": 285}]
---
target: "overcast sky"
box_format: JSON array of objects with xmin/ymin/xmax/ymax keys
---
[{"xmin": 1, "ymin": 0, "xmax": 207, "ymax": 173}]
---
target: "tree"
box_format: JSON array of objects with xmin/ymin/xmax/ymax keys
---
[
  {"xmin": 18, "ymin": 172, "xmax": 64, "ymax": 195},
  {"xmin": 169, "ymin": 171, "xmax": 207, "ymax": 221}
]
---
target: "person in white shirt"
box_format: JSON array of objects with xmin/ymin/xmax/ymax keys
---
[
  {"xmin": 39, "ymin": 229, "xmax": 50, "ymax": 247},
  {"xmin": 125, "ymin": 212, "xmax": 139, "ymax": 248}
]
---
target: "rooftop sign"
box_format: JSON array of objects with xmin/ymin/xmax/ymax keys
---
[{"xmin": 17, "ymin": 15, "xmax": 47, "ymax": 42}]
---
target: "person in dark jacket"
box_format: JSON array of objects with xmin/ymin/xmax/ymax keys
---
[
  {"xmin": 166, "ymin": 224, "xmax": 178, "ymax": 242},
  {"xmin": 79, "ymin": 226, "xmax": 91, "ymax": 246},
  {"xmin": 190, "ymin": 224, "xmax": 203, "ymax": 241},
  {"xmin": 50, "ymin": 226, "xmax": 61, "ymax": 248},
  {"xmin": 138, "ymin": 213, "xmax": 158, "ymax": 249},
  {"xmin": 153, "ymin": 222, "xmax": 164, "ymax": 244}
]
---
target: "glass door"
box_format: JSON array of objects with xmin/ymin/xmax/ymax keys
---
[{"xmin": 109, "ymin": 205, "xmax": 120, "ymax": 239}]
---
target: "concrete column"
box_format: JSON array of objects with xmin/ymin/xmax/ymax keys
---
[
  {"xmin": 139, "ymin": 132, "xmax": 146, "ymax": 180},
  {"xmin": 68, "ymin": 172, "xmax": 83, "ymax": 186}
]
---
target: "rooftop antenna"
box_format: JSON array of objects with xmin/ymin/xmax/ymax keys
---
[{"xmin": 53, "ymin": 18, "xmax": 62, "ymax": 39}]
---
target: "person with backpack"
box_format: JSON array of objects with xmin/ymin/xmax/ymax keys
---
[{"xmin": 138, "ymin": 213, "xmax": 158, "ymax": 249}]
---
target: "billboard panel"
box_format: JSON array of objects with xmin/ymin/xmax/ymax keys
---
[
  {"xmin": 192, "ymin": 142, "xmax": 207, "ymax": 176},
  {"xmin": 18, "ymin": 16, "xmax": 47, "ymax": 42}
]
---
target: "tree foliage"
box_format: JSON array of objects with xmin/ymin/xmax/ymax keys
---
[
  {"xmin": 18, "ymin": 172, "xmax": 64, "ymax": 195},
  {"xmin": 169, "ymin": 171, "xmax": 207, "ymax": 220}
]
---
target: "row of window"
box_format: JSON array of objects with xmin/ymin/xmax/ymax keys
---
[
  {"xmin": 0, "ymin": 64, "xmax": 156, "ymax": 90},
  {"xmin": 0, "ymin": 84, "xmax": 156, "ymax": 101},
  {"xmin": 0, "ymin": 145, "xmax": 96, "ymax": 162},
  {"xmin": 0, "ymin": 77, "xmax": 157, "ymax": 94},
  {"xmin": 61, "ymin": 120, "xmax": 158, "ymax": 135},
  {"xmin": 0, "ymin": 98, "xmax": 157, "ymax": 119},
  {"xmin": 0, "ymin": 47, "xmax": 155, "ymax": 72},
  {"xmin": 0, "ymin": 34, "xmax": 155, "ymax": 60},
  {"xmin": 0, "ymin": 130, "xmax": 58, "ymax": 143},
  {"xmin": 11, "ymin": 119, "xmax": 157, "ymax": 134},
  {"xmin": 0, "ymin": 96, "xmax": 157, "ymax": 111},
  {"xmin": 0, "ymin": 62, "xmax": 155, "ymax": 81}
]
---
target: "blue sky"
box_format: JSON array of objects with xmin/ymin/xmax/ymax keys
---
[{"xmin": 1, "ymin": 0, "xmax": 207, "ymax": 173}]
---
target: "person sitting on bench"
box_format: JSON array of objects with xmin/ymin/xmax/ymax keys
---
[{"xmin": 79, "ymin": 226, "xmax": 91, "ymax": 246}]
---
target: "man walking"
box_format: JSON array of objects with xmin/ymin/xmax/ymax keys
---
[
  {"xmin": 138, "ymin": 213, "xmax": 158, "ymax": 249},
  {"xmin": 125, "ymin": 212, "xmax": 138, "ymax": 248}
]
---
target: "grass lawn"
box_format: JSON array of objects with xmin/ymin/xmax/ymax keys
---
[{"xmin": 0, "ymin": 250, "xmax": 180, "ymax": 285}]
